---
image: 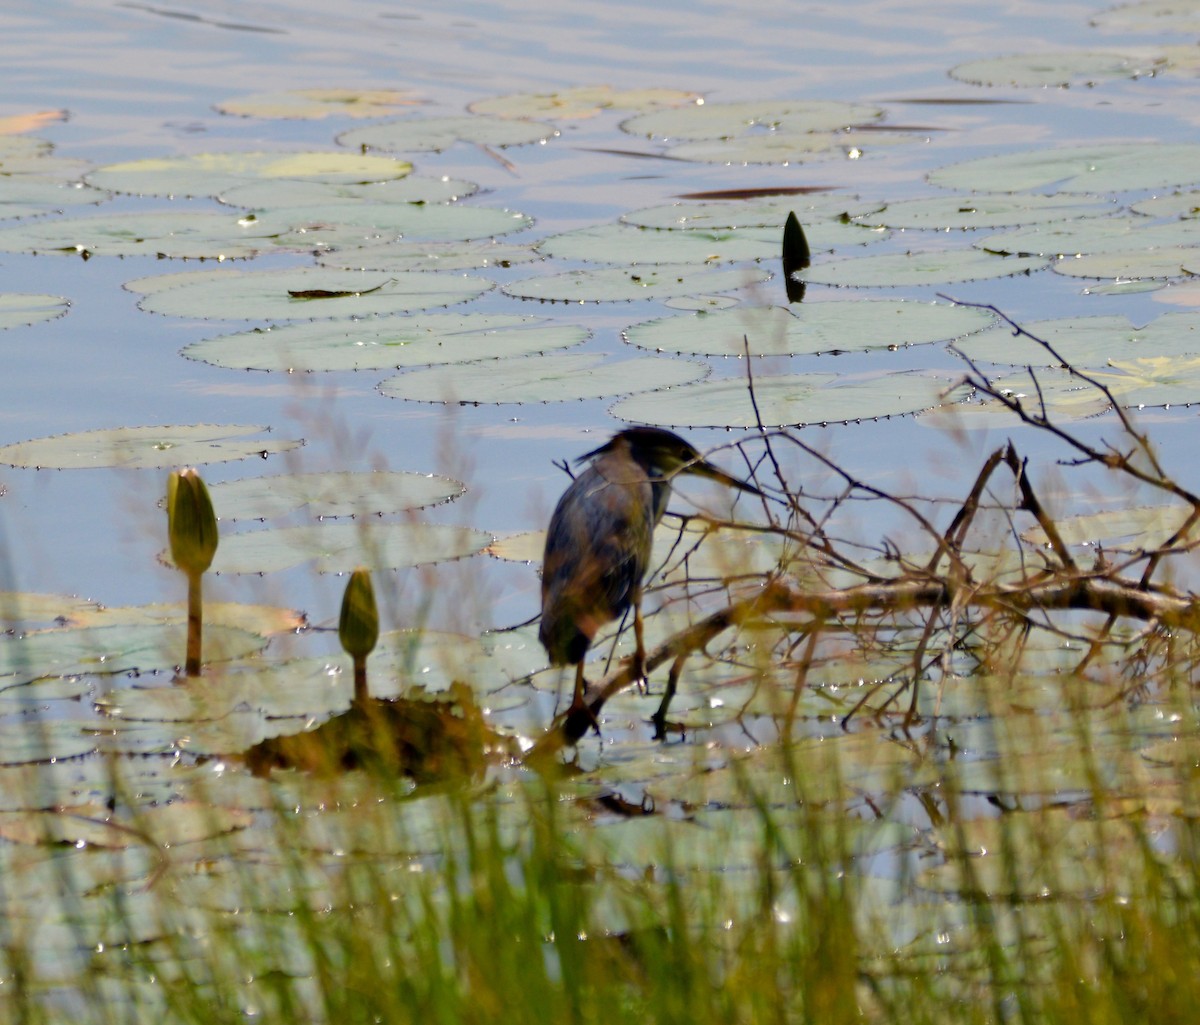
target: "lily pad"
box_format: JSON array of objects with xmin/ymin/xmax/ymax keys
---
[
  {"xmin": 338, "ymin": 115, "xmax": 557, "ymax": 154},
  {"xmin": 317, "ymin": 239, "xmax": 540, "ymax": 273},
  {"xmin": 0, "ymin": 424, "xmax": 302, "ymax": 470},
  {"xmin": 85, "ymin": 151, "xmax": 414, "ymax": 199},
  {"xmin": 468, "ymin": 87, "xmax": 700, "ymax": 121},
  {"xmin": 952, "ymin": 311, "xmax": 1200, "ymax": 367},
  {"xmin": 134, "ymin": 267, "xmax": 491, "ymax": 321},
  {"xmin": 857, "ymin": 193, "xmax": 1115, "ymax": 231},
  {"xmin": 623, "ymin": 195, "xmax": 885, "ymax": 230},
  {"xmin": 215, "ymin": 88, "xmax": 423, "ymax": 120},
  {"xmin": 0, "ymin": 210, "xmax": 286, "ymax": 260},
  {"xmin": 190, "ymin": 312, "xmax": 581, "ymax": 371},
  {"xmin": 800, "ymin": 248, "xmax": 1046, "ymax": 287},
  {"xmin": 0, "ymin": 293, "xmax": 69, "ymax": 330},
  {"xmin": 665, "ymin": 129, "xmax": 922, "ymax": 165},
  {"xmin": 0, "ymin": 178, "xmax": 110, "ymax": 219},
  {"xmin": 501, "ymin": 263, "xmax": 770, "ymax": 302},
  {"xmin": 1024, "ymin": 504, "xmax": 1191, "ymax": 550},
  {"xmin": 949, "ymin": 52, "xmax": 1154, "ymax": 87},
  {"xmin": 379, "ymin": 352, "xmax": 708, "ymax": 404},
  {"xmin": 979, "ymin": 216, "xmax": 1200, "ymax": 258},
  {"xmin": 1052, "ymin": 246, "xmax": 1200, "ymax": 280},
  {"xmin": 1130, "ymin": 190, "xmax": 1200, "ymax": 218},
  {"xmin": 212, "ymin": 522, "xmax": 490, "ymax": 574},
  {"xmin": 611, "ymin": 370, "xmax": 955, "ymax": 427},
  {"xmin": 207, "ymin": 470, "xmax": 464, "ymax": 520},
  {"xmin": 928, "ymin": 143, "xmax": 1200, "ymax": 194},
  {"xmin": 183, "ymin": 314, "xmax": 588, "ymax": 372},
  {"xmin": 1090, "ymin": 1, "xmax": 1200, "ymax": 33},
  {"xmin": 536, "ymin": 222, "xmax": 779, "ymax": 264},
  {"xmin": 256, "ymin": 203, "xmax": 533, "ymax": 248},
  {"xmin": 620, "ymin": 99, "xmax": 883, "ymax": 142},
  {"xmin": 624, "ymin": 300, "xmax": 995, "ymax": 356},
  {"xmin": 217, "ymin": 175, "xmax": 479, "ymax": 209}
]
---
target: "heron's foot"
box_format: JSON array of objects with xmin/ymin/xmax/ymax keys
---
[
  {"xmin": 565, "ymin": 692, "xmax": 602, "ymax": 739},
  {"xmin": 650, "ymin": 711, "xmax": 686, "ymax": 742},
  {"xmin": 630, "ymin": 653, "xmax": 649, "ymax": 695}
]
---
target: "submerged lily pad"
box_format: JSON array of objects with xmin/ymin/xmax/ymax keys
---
[
  {"xmin": 469, "ymin": 87, "xmax": 700, "ymax": 121},
  {"xmin": 501, "ymin": 263, "xmax": 770, "ymax": 302},
  {"xmin": 0, "ymin": 210, "xmax": 285, "ymax": 260},
  {"xmin": 611, "ymin": 370, "xmax": 953, "ymax": 427},
  {"xmin": 800, "ymin": 248, "xmax": 1045, "ymax": 287},
  {"xmin": 86, "ymin": 151, "xmax": 413, "ymax": 199},
  {"xmin": 215, "ymin": 88, "xmax": 423, "ymax": 120},
  {"xmin": 624, "ymin": 300, "xmax": 995, "ymax": 356},
  {"xmin": 338, "ymin": 115, "xmax": 557, "ymax": 154},
  {"xmin": 928, "ymin": 143, "xmax": 1200, "ymax": 193},
  {"xmin": 379, "ymin": 352, "xmax": 708, "ymax": 404},
  {"xmin": 858, "ymin": 193, "xmax": 1114, "ymax": 231},
  {"xmin": 0, "ymin": 424, "xmax": 302, "ymax": 470},
  {"xmin": 184, "ymin": 314, "xmax": 587, "ymax": 372},
  {"xmin": 949, "ymin": 52, "xmax": 1154, "ymax": 87},
  {"xmin": 134, "ymin": 267, "xmax": 491, "ymax": 321},
  {"xmin": 213, "ymin": 522, "xmax": 490, "ymax": 574},
  {"xmin": 0, "ymin": 293, "xmax": 69, "ymax": 330},
  {"xmin": 208, "ymin": 470, "xmax": 464, "ymax": 520}
]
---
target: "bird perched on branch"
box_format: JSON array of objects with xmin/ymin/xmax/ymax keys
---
[{"xmin": 539, "ymin": 426, "xmax": 763, "ymax": 731}]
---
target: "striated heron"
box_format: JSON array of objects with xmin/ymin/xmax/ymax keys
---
[{"xmin": 539, "ymin": 426, "xmax": 763, "ymax": 731}]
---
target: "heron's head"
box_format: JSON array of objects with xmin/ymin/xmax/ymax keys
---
[{"xmin": 581, "ymin": 427, "xmax": 764, "ymax": 497}]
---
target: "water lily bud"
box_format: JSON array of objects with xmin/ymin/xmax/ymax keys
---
[
  {"xmin": 167, "ymin": 468, "xmax": 218, "ymax": 577},
  {"xmin": 339, "ymin": 567, "xmax": 379, "ymax": 659}
]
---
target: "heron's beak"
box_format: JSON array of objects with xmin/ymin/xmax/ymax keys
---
[{"xmin": 683, "ymin": 458, "xmax": 765, "ymax": 498}]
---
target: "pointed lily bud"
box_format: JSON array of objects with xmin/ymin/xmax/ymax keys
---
[
  {"xmin": 339, "ymin": 567, "xmax": 379, "ymax": 660},
  {"xmin": 167, "ymin": 468, "xmax": 218, "ymax": 577}
]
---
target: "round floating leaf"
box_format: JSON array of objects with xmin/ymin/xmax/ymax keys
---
[
  {"xmin": 536, "ymin": 222, "xmax": 779, "ymax": 264},
  {"xmin": 0, "ymin": 293, "xmax": 69, "ymax": 330},
  {"xmin": 0, "ymin": 210, "xmax": 285, "ymax": 260},
  {"xmin": 85, "ymin": 151, "xmax": 413, "ymax": 199},
  {"xmin": 183, "ymin": 314, "xmax": 588, "ymax": 372},
  {"xmin": 953, "ymin": 311, "xmax": 1200, "ymax": 367},
  {"xmin": 379, "ymin": 352, "xmax": 708, "ymax": 404},
  {"xmin": 468, "ymin": 86, "xmax": 699, "ymax": 121},
  {"xmin": 1091, "ymin": 1, "xmax": 1200, "ymax": 33},
  {"xmin": 1131, "ymin": 190, "xmax": 1200, "ymax": 218},
  {"xmin": 611, "ymin": 370, "xmax": 953, "ymax": 427},
  {"xmin": 218, "ymin": 175, "xmax": 479, "ymax": 209},
  {"xmin": 338, "ymin": 115, "xmax": 557, "ymax": 153},
  {"xmin": 1088, "ymin": 353, "xmax": 1200, "ymax": 406},
  {"xmin": 949, "ymin": 52, "xmax": 1152, "ymax": 87},
  {"xmin": 624, "ymin": 300, "xmax": 995, "ymax": 356},
  {"xmin": 0, "ymin": 178, "xmax": 109, "ymax": 219},
  {"xmin": 859, "ymin": 193, "xmax": 1114, "ymax": 231},
  {"xmin": 256, "ymin": 203, "xmax": 533, "ymax": 248},
  {"xmin": 928, "ymin": 143, "xmax": 1200, "ymax": 194},
  {"xmin": 1025, "ymin": 504, "xmax": 1190, "ymax": 550},
  {"xmin": 620, "ymin": 99, "xmax": 883, "ymax": 142},
  {"xmin": 1052, "ymin": 246, "xmax": 1200, "ymax": 280},
  {"xmin": 501, "ymin": 263, "xmax": 770, "ymax": 302},
  {"xmin": 665, "ymin": 129, "xmax": 920, "ymax": 165},
  {"xmin": 135, "ymin": 267, "xmax": 491, "ymax": 321},
  {"xmin": 623, "ymin": 195, "xmax": 884, "ymax": 230},
  {"xmin": 0, "ymin": 424, "xmax": 302, "ymax": 470},
  {"xmin": 215, "ymin": 88, "xmax": 422, "ymax": 120},
  {"xmin": 208, "ymin": 470, "xmax": 464, "ymax": 520},
  {"xmin": 0, "ymin": 623, "xmax": 265, "ymax": 688},
  {"xmin": 212, "ymin": 522, "xmax": 490, "ymax": 574},
  {"xmin": 800, "ymin": 248, "xmax": 1045, "ymax": 287},
  {"xmin": 979, "ymin": 216, "xmax": 1200, "ymax": 258},
  {"xmin": 317, "ymin": 239, "xmax": 540, "ymax": 272}
]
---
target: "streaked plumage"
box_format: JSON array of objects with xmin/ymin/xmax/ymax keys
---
[{"xmin": 539, "ymin": 427, "xmax": 762, "ymax": 727}]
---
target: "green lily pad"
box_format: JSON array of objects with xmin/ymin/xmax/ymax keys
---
[
  {"xmin": 212, "ymin": 522, "xmax": 491, "ymax": 574},
  {"xmin": 183, "ymin": 313, "xmax": 587, "ymax": 372},
  {"xmin": 215, "ymin": 88, "xmax": 423, "ymax": 120},
  {"xmin": 256, "ymin": 203, "xmax": 533, "ymax": 248},
  {"xmin": 949, "ymin": 52, "xmax": 1154, "ymax": 87},
  {"xmin": 1090, "ymin": 1, "xmax": 1200, "ymax": 33},
  {"xmin": 624, "ymin": 300, "xmax": 995, "ymax": 356},
  {"xmin": 0, "ymin": 424, "xmax": 302, "ymax": 469},
  {"xmin": 134, "ymin": 267, "xmax": 491, "ymax": 321},
  {"xmin": 952, "ymin": 311, "xmax": 1200, "ymax": 367},
  {"xmin": 0, "ymin": 178, "xmax": 110, "ymax": 219},
  {"xmin": 0, "ymin": 293, "xmax": 69, "ymax": 330},
  {"xmin": 536, "ymin": 222, "xmax": 779, "ymax": 264},
  {"xmin": 623, "ymin": 195, "xmax": 885, "ymax": 230},
  {"xmin": 501, "ymin": 263, "xmax": 771, "ymax": 302},
  {"xmin": 1130, "ymin": 190, "xmax": 1200, "ymax": 218},
  {"xmin": 620, "ymin": 99, "xmax": 883, "ymax": 142},
  {"xmin": 207, "ymin": 470, "xmax": 463, "ymax": 520},
  {"xmin": 1052, "ymin": 246, "xmax": 1200, "ymax": 280},
  {"xmin": 665, "ymin": 129, "xmax": 922, "ymax": 165},
  {"xmin": 1024, "ymin": 504, "xmax": 1190, "ymax": 550},
  {"xmin": 379, "ymin": 352, "xmax": 708, "ymax": 404},
  {"xmin": 85, "ymin": 151, "xmax": 413, "ymax": 198},
  {"xmin": 800, "ymin": 248, "xmax": 1046, "ymax": 287},
  {"xmin": 0, "ymin": 210, "xmax": 285, "ymax": 260},
  {"xmin": 858, "ymin": 193, "xmax": 1115, "ymax": 231},
  {"xmin": 316, "ymin": 239, "xmax": 540, "ymax": 272},
  {"xmin": 928, "ymin": 143, "xmax": 1200, "ymax": 193},
  {"xmin": 217, "ymin": 175, "xmax": 479, "ymax": 209},
  {"xmin": 611, "ymin": 369, "xmax": 954, "ymax": 427},
  {"xmin": 338, "ymin": 115, "xmax": 557, "ymax": 154},
  {"xmin": 468, "ymin": 86, "xmax": 700, "ymax": 120},
  {"xmin": 980, "ymin": 216, "xmax": 1200, "ymax": 258}
]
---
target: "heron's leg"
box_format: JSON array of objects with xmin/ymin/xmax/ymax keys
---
[
  {"xmin": 566, "ymin": 661, "xmax": 601, "ymax": 736},
  {"xmin": 632, "ymin": 591, "xmax": 648, "ymax": 694},
  {"xmin": 652, "ymin": 651, "xmax": 690, "ymax": 740}
]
